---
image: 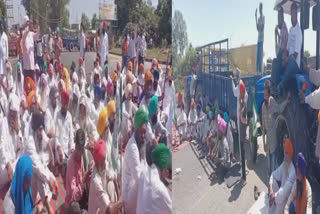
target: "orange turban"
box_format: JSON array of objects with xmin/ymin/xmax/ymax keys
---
[
  {"xmin": 24, "ymin": 77, "xmax": 36, "ymax": 96},
  {"xmin": 26, "ymin": 90, "xmax": 38, "ymax": 108},
  {"xmin": 94, "ymin": 139, "xmax": 106, "ymax": 164},
  {"xmin": 139, "ymin": 63, "xmax": 144, "ymax": 72},
  {"xmin": 145, "ymin": 70, "xmax": 153, "ymax": 82},
  {"xmin": 191, "ymin": 99, "xmax": 195, "ymax": 108},
  {"xmin": 239, "ymin": 80, "xmax": 246, "ymax": 96},
  {"xmin": 107, "ymin": 100, "xmax": 116, "ymax": 116},
  {"xmin": 111, "ymin": 71, "xmax": 118, "ymax": 82},
  {"xmin": 284, "ymin": 138, "xmax": 293, "ymax": 159},
  {"xmin": 318, "ymin": 110, "xmax": 320, "ymax": 124},
  {"xmin": 127, "ymin": 61, "xmax": 133, "ymax": 71}
]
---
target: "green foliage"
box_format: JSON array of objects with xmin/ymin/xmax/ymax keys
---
[
  {"xmin": 115, "ymin": 0, "xmax": 170, "ymax": 47},
  {"xmin": 173, "ymin": 10, "xmax": 188, "ymax": 70},
  {"xmin": 22, "ymin": 0, "xmax": 70, "ymax": 33},
  {"xmin": 0, "ymin": 0, "xmax": 7, "ymax": 31},
  {"xmin": 174, "ymin": 45, "xmax": 197, "ymax": 93},
  {"xmin": 91, "ymin": 13, "xmax": 98, "ymax": 30},
  {"xmin": 81, "ymin": 13, "xmax": 90, "ymax": 31}
]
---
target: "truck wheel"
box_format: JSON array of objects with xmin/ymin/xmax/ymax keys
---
[
  {"xmin": 249, "ymin": 117, "xmax": 257, "ymax": 164},
  {"xmin": 274, "ymin": 95, "xmax": 309, "ymax": 165}
]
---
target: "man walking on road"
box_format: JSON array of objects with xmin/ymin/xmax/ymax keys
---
[
  {"xmin": 255, "ymin": 2, "xmax": 264, "ymax": 74},
  {"xmin": 0, "ymin": 18, "xmax": 8, "ymax": 81},
  {"xmin": 137, "ymin": 32, "xmax": 147, "ymax": 66},
  {"xmin": 80, "ymin": 23, "xmax": 86, "ymax": 61},
  {"xmin": 129, "ymin": 29, "xmax": 137, "ymax": 74},
  {"xmin": 100, "ymin": 21, "xmax": 109, "ymax": 67},
  {"xmin": 231, "ymin": 68, "xmax": 248, "ymax": 183}
]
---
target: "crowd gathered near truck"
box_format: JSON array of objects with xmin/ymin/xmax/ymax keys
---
[{"xmin": 175, "ymin": 0, "xmax": 320, "ymax": 213}]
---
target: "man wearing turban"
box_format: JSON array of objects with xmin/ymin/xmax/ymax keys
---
[
  {"xmin": 121, "ymin": 83, "xmax": 137, "ymax": 147},
  {"xmin": 231, "ymin": 68, "xmax": 248, "ymax": 182},
  {"xmin": 188, "ymin": 99, "xmax": 198, "ymax": 141},
  {"xmin": 44, "ymin": 86, "xmax": 59, "ymax": 138},
  {"xmin": 88, "ymin": 139, "xmax": 123, "ymax": 213},
  {"xmin": 176, "ymin": 92, "xmax": 188, "ymax": 145},
  {"xmin": 55, "ymin": 90, "xmax": 74, "ymax": 167},
  {"xmin": 90, "ymin": 86, "xmax": 104, "ymax": 125},
  {"xmin": 285, "ymin": 152, "xmax": 312, "ymax": 214},
  {"xmin": 122, "ymin": 108, "xmax": 148, "ymax": 214},
  {"xmin": 25, "ymin": 111, "xmax": 57, "ymax": 214},
  {"xmin": 139, "ymin": 70, "xmax": 154, "ymax": 113},
  {"xmin": 100, "ymin": 21, "xmax": 109, "ymax": 67},
  {"xmin": 0, "ymin": 94, "xmax": 24, "ymax": 192},
  {"xmin": 133, "ymin": 63, "xmax": 145, "ymax": 104},
  {"xmin": 136, "ymin": 143, "xmax": 172, "ymax": 213},
  {"xmin": 0, "ymin": 18, "xmax": 8, "ymax": 80},
  {"xmin": 269, "ymin": 138, "xmax": 296, "ymax": 214}
]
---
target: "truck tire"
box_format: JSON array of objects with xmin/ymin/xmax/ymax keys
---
[
  {"xmin": 249, "ymin": 117, "xmax": 257, "ymax": 164},
  {"xmin": 274, "ymin": 95, "xmax": 309, "ymax": 165}
]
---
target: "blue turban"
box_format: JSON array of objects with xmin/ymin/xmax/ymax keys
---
[
  {"xmin": 11, "ymin": 154, "xmax": 34, "ymax": 214},
  {"xmin": 297, "ymin": 152, "xmax": 307, "ymax": 178},
  {"xmin": 94, "ymin": 86, "xmax": 103, "ymax": 100},
  {"xmin": 224, "ymin": 112, "xmax": 229, "ymax": 124}
]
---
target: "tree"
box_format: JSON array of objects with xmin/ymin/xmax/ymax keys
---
[
  {"xmin": 173, "ymin": 10, "xmax": 188, "ymax": 69},
  {"xmin": 156, "ymin": 0, "xmax": 172, "ymax": 46},
  {"xmin": 91, "ymin": 13, "xmax": 98, "ymax": 30},
  {"xmin": 304, "ymin": 50, "xmax": 310, "ymax": 58},
  {"xmin": 81, "ymin": 13, "xmax": 90, "ymax": 31},
  {"xmin": 0, "ymin": 0, "xmax": 7, "ymax": 31}
]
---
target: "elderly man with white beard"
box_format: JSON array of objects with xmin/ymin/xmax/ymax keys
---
[
  {"xmin": 268, "ymin": 138, "xmax": 296, "ymax": 214},
  {"xmin": 0, "ymin": 94, "xmax": 24, "ymax": 194}
]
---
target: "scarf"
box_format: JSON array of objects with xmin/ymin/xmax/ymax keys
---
[{"xmin": 296, "ymin": 178, "xmax": 307, "ymax": 214}]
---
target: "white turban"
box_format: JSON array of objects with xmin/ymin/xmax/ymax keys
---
[
  {"xmin": 236, "ymin": 67, "xmax": 241, "ymax": 77},
  {"xmin": 23, "ymin": 16, "xmax": 29, "ymax": 26},
  {"xmin": 125, "ymin": 83, "xmax": 132, "ymax": 98},
  {"xmin": 9, "ymin": 94, "xmax": 19, "ymax": 112},
  {"xmin": 72, "ymin": 71, "xmax": 78, "ymax": 83}
]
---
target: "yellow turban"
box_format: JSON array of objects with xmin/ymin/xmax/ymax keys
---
[
  {"xmin": 62, "ymin": 67, "xmax": 70, "ymax": 92},
  {"xmin": 111, "ymin": 71, "xmax": 118, "ymax": 82},
  {"xmin": 107, "ymin": 100, "xmax": 116, "ymax": 116},
  {"xmin": 97, "ymin": 107, "xmax": 108, "ymax": 136}
]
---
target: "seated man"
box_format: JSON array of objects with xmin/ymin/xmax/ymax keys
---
[
  {"xmin": 188, "ymin": 99, "xmax": 198, "ymax": 141},
  {"xmin": 285, "ymin": 152, "xmax": 312, "ymax": 214},
  {"xmin": 196, "ymin": 103, "xmax": 206, "ymax": 142},
  {"xmin": 66, "ymin": 129, "xmax": 93, "ymax": 210},
  {"xmin": 176, "ymin": 92, "xmax": 188, "ymax": 144},
  {"xmin": 136, "ymin": 143, "xmax": 172, "ymax": 213},
  {"xmin": 214, "ymin": 116, "xmax": 230, "ymax": 177},
  {"xmin": 269, "ymin": 138, "xmax": 296, "ymax": 214}
]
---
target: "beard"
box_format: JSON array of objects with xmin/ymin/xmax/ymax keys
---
[{"xmin": 297, "ymin": 179, "xmax": 303, "ymax": 199}]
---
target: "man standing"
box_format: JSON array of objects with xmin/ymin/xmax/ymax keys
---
[
  {"xmin": 122, "ymin": 35, "xmax": 129, "ymax": 69},
  {"xmin": 129, "ymin": 29, "xmax": 137, "ymax": 74},
  {"xmin": 80, "ymin": 23, "xmax": 86, "ymax": 61},
  {"xmin": 122, "ymin": 108, "xmax": 148, "ymax": 214},
  {"xmin": 54, "ymin": 27, "xmax": 63, "ymax": 61},
  {"xmin": 0, "ymin": 18, "xmax": 7, "ymax": 81},
  {"xmin": 262, "ymin": 80, "xmax": 290, "ymax": 176},
  {"xmin": 22, "ymin": 16, "xmax": 39, "ymax": 83},
  {"xmin": 231, "ymin": 68, "xmax": 248, "ymax": 183},
  {"xmin": 100, "ymin": 21, "xmax": 109, "ymax": 67},
  {"xmin": 269, "ymin": 138, "xmax": 296, "ymax": 214},
  {"xmin": 255, "ymin": 2, "xmax": 264, "ymax": 74},
  {"xmin": 137, "ymin": 32, "xmax": 147, "ymax": 66}
]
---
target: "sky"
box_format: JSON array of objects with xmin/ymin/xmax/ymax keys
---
[
  {"xmin": 173, "ymin": 0, "xmax": 317, "ymax": 61},
  {"xmin": 11, "ymin": 0, "xmax": 158, "ymax": 26}
]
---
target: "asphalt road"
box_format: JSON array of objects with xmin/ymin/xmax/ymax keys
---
[{"xmin": 173, "ymin": 135, "xmax": 268, "ymax": 214}]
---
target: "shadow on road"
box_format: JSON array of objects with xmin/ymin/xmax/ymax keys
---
[
  {"xmin": 228, "ymin": 180, "xmax": 244, "ymax": 202},
  {"xmin": 247, "ymin": 153, "xmax": 268, "ymax": 186}
]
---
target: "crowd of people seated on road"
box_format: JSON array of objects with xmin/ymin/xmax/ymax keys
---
[{"xmin": 0, "ymin": 16, "xmax": 173, "ymax": 214}]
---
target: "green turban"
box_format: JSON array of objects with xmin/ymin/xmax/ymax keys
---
[
  {"xmin": 211, "ymin": 105, "xmax": 215, "ymax": 114},
  {"xmin": 148, "ymin": 95, "xmax": 158, "ymax": 117},
  {"xmin": 134, "ymin": 108, "xmax": 148, "ymax": 130},
  {"xmin": 44, "ymin": 62, "xmax": 48, "ymax": 72},
  {"xmin": 104, "ymin": 64, "xmax": 108, "ymax": 72},
  {"xmin": 17, "ymin": 61, "xmax": 21, "ymax": 70},
  {"xmin": 152, "ymin": 143, "xmax": 170, "ymax": 169}
]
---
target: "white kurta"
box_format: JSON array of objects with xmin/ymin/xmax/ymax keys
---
[
  {"xmin": 55, "ymin": 110, "xmax": 74, "ymax": 157},
  {"xmin": 176, "ymin": 107, "xmax": 187, "ymax": 138},
  {"xmin": 0, "ymin": 118, "xmax": 24, "ymax": 189},
  {"xmin": 0, "ymin": 32, "xmax": 8, "ymax": 76},
  {"xmin": 188, "ymin": 108, "xmax": 198, "ymax": 138},
  {"xmin": 136, "ymin": 164, "xmax": 172, "ymax": 214},
  {"xmin": 100, "ymin": 32, "xmax": 109, "ymax": 66},
  {"xmin": 122, "ymin": 135, "xmax": 147, "ymax": 214},
  {"xmin": 269, "ymin": 161, "xmax": 296, "ymax": 214},
  {"xmin": 80, "ymin": 31, "xmax": 86, "ymax": 58}
]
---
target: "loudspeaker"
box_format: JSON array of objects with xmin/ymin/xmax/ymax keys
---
[
  {"xmin": 301, "ymin": 0, "xmax": 310, "ymax": 30},
  {"xmin": 313, "ymin": 1, "xmax": 320, "ymax": 31}
]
